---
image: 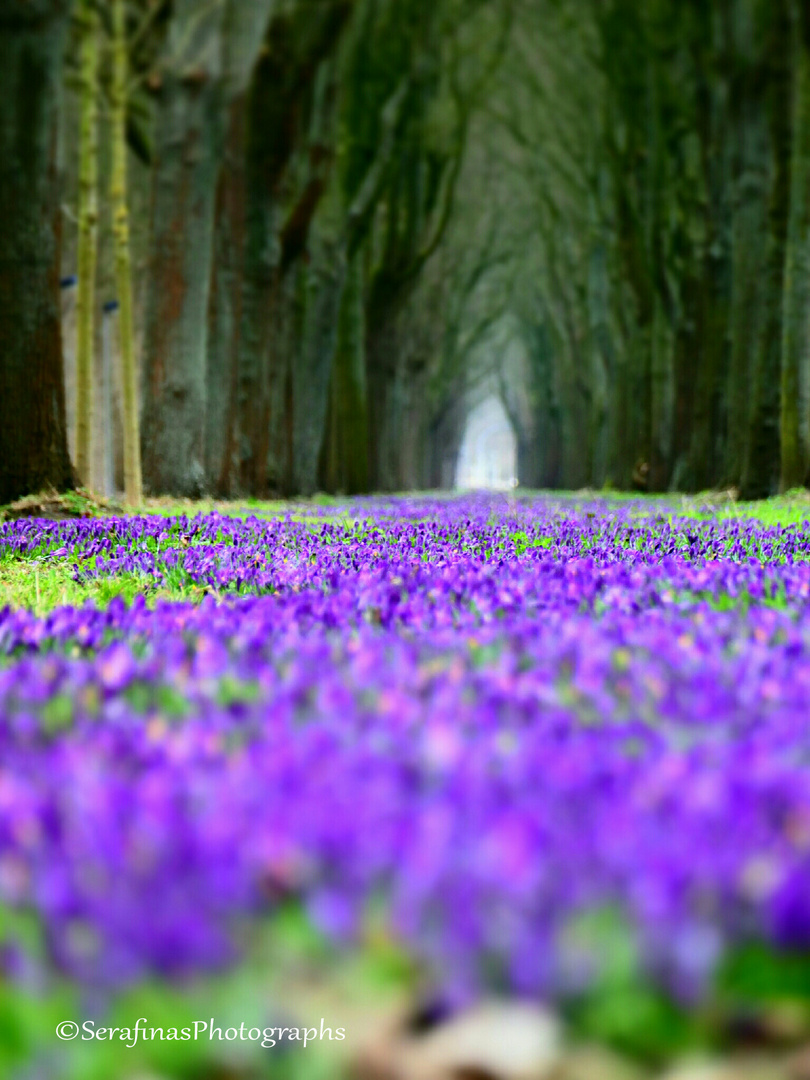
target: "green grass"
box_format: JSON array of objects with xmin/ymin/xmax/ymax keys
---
[{"xmin": 0, "ymin": 560, "xmax": 214, "ymax": 614}]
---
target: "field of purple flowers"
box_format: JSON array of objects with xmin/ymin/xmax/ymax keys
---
[{"xmin": 3, "ymin": 494, "xmax": 810, "ymax": 1074}]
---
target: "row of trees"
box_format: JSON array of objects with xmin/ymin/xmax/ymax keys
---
[
  {"xmin": 0, "ymin": 0, "xmax": 508, "ymax": 505},
  {"xmin": 4, "ymin": 0, "xmax": 810, "ymax": 504},
  {"xmin": 481, "ymin": 0, "xmax": 810, "ymax": 498}
]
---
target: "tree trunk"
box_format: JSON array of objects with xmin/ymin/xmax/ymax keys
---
[
  {"xmin": 321, "ymin": 253, "xmax": 369, "ymax": 493},
  {"xmin": 688, "ymin": 26, "xmax": 734, "ymax": 492},
  {"xmin": 140, "ymin": 69, "xmax": 223, "ymax": 496},
  {"xmin": 780, "ymin": 2, "xmax": 810, "ymax": 490},
  {"xmin": 427, "ymin": 393, "xmax": 466, "ymax": 489},
  {"xmin": 110, "ymin": 0, "xmax": 142, "ymax": 506},
  {"xmin": 141, "ymin": 0, "xmax": 276, "ymax": 497},
  {"xmin": 725, "ymin": 48, "xmax": 769, "ymax": 487},
  {"xmin": 740, "ymin": 0, "xmax": 792, "ymax": 500},
  {"xmin": 0, "ymin": 1, "xmax": 73, "ymax": 505},
  {"xmin": 74, "ymin": 0, "xmax": 99, "ymax": 486},
  {"xmin": 366, "ymin": 312, "xmax": 403, "ymax": 492},
  {"xmin": 649, "ymin": 292, "xmax": 674, "ymax": 491},
  {"xmin": 205, "ymin": 96, "xmax": 247, "ymax": 496},
  {"xmin": 292, "ymin": 236, "xmax": 345, "ymax": 495}
]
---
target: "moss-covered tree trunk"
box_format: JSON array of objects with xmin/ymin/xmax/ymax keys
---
[
  {"xmin": 780, "ymin": 0, "xmax": 810, "ymax": 490},
  {"xmin": 74, "ymin": 0, "xmax": 100, "ymax": 486},
  {"xmin": 0, "ymin": 0, "xmax": 73, "ymax": 505},
  {"xmin": 110, "ymin": 0, "xmax": 142, "ymax": 506}
]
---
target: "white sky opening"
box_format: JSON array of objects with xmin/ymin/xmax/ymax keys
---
[{"xmin": 455, "ymin": 395, "xmax": 518, "ymax": 490}]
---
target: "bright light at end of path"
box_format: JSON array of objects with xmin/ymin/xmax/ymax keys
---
[{"xmin": 455, "ymin": 396, "xmax": 518, "ymax": 490}]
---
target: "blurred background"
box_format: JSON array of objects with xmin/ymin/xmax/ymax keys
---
[{"xmin": 6, "ymin": 0, "xmax": 810, "ymax": 509}]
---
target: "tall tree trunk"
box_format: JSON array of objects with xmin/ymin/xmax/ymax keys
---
[
  {"xmin": 110, "ymin": 0, "xmax": 142, "ymax": 506},
  {"xmin": 229, "ymin": 1, "xmax": 349, "ymax": 496},
  {"xmin": 649, "ymin": 292, "xmax": 674, "ymax": 491},
  {"xmin": 74, "ymin": 0, "xmax": 100, "ymax": 485},
  {"xmin": 399, "ymin": 359, "xmax": 431, "ymax": 490},
  {"xmin": 780, "ymin": 0, "xmax": 810, "ymax": 490},
  {"xmin": 0, "ymin": 1, "xmax": 73, "ymax": 505},
  {"xmin": 205, "ymin": 0, "xmax": 279, "ymax": 496},
  {"xmin": 321, "ymin": 253, "xmax": 369, "ymax": 493},
  {"xmin": 740, "ymin": 0, "xmax": 792, "ymax": 499},
  {"xmin": 725, "ymin": 47, "xmax": 770, "ymax": 487},
  {"xmin": 292, "ymin": 236, "xmax": 345, "ymax": 495},
  {"xmin": 587, "ymin": 239, "xmax": 617, "ymax": 489},
  {"xmin": 688, "ymin": 16, "xmax": 734, "ymax": 492},
  {"xmin": 141, "ymin": 0, "xmax": 276, "ymax": 496},
  {"xmin": 366, "ymin": 311, "xmax": 402, "ymax": 492},
  {"xmin": 140, "ymin": 70, "xmax": 223, "ymax": 496},
  {"xmin": 235, "ymin": 27, "xmax": 291, "ymax": 497},
  {"xmin": 205, "ymin": 96, "xmax": 247, "ymax": 496},
  {"xmin": 427, "ymin": 394, "xmax": 466, "ymax": 489}
]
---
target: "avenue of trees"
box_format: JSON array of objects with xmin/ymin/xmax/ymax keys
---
[{"xmin": 4, "ymin": 0, "xmax": 810, "ymax": 503}]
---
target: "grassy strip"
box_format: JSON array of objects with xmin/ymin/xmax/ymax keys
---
[{"xmin": 0, "ymin": 561, "xmax": 213, "ymax": 614}]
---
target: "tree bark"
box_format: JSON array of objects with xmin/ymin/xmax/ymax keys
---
[
  {"xmin": 141, "ymin": 0, "xmax": 276, "ymax": 497},
  {"xmin": 740, "ymin": 0, "xmax": 792, "ymax": 499},
  {"xmin": 688, "ymin": 3, "xmax": 733, "ymax": 492},
  {"xmin": 320, "ymin": 253, "xmax": 369, "ymax": 493},
  {"xmin": 780, "ymin": 0, "xmax": 810, "ymax": 490},
  {"xmin": 0, "ymin": 1, "xmax": 73, "ymax": 505},
  {"xmin": 205, "ymin": 96, "xmax": 247, "ymax": 496},
  {"xmin": 292, "ymin": 236, "xmax": 345, "ymax": 494},
  {"xmin": 725, "ymin": 30, "xmax": 769, "ymax": 488},
  {"xmin": 74, "ymin": 0, "xmax": 100, "ymax": 486},
  {"xmin": 111, "ymin": 0, "xmax": 143, "ymax": 506},
  {"xmin": 140, "ymin": 67, "xmax": 223, "ymax": 496}
]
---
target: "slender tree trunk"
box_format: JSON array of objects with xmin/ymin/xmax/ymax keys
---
[
  {"xmin": 110, "ymin": 0, "xmax": 142, "ymax": 506},
  {"xmin": 75, "ymin": 0, "xmax": 100, "ymax": 485},
  {"xmin": 0, "ymin": 1, "xmax": 73, "ymax": 505},
  {"xmin": 780, "ymin": 2, "xmax": 810, "ymax": 490}
]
